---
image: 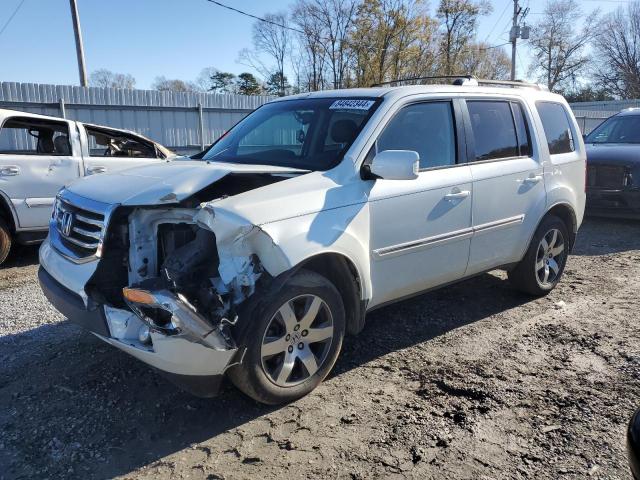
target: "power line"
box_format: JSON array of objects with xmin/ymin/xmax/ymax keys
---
[
  {"xmin": 0, "ymin": 0, "xmax": 26, "ymax": 39},
  {"xmin": 206, "ymin": 0, "xmax": 306, "ymax": 36},
  {"xmin": 207, "ymin": 0, "xmax": 512, "ymax": 53},
  {"xmin": 480, "ymin": 42, "xmax": 510, "ymax": 50},
  {"xmin": 484, "ymin": 0, "xmax": 512, "ymax": 43}
]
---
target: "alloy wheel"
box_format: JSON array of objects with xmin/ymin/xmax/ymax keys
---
[
  {"xmin": 260, "ymin": 294, "xmax": 334, "ymax": 387},
  {"xmin": 535, "ymin": 228, "xmax": 566, "ymax": 287}
]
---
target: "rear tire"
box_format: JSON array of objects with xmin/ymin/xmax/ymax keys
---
[
  {"xmin": 0, "ymin": 218, "xmax": 12, "ymax": 266},
  {"xmin": 508, "ymin": 215, "xmax": 569, "ymax": 296},
  {"xmin": 228, "ymin": 269, "xmax": 345, "ymax": 405}
]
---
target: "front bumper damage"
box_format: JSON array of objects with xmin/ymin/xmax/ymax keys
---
[
  {"xmin": 40, "ymin": 243, "xmax": 244, "ymax": 397},
  {"xmin": 38, "ymin": 195, "xmax": 292, "ymax": 397}
]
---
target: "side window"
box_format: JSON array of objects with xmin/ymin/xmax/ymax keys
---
[
  {"xmin": 0, "ymin": 117, "xmax": 71, "ymax": 156},
  {"xmin": 536, "ymin": 102, "xmax": 575, "ymax": 155},
  {"xmin": 511, "ymin": 102, "xmax": 532, "ymax": 157},
  {"xmin": 85, "ymin": 127, "xmax": 158, "ymax": 158},
  {"xmin": 467, "ymin": 101, "xmax": 518, "ymax": 161},
  {"xmin": 376, "ymin": 102, "xmax": 456, "ymax": 169}
]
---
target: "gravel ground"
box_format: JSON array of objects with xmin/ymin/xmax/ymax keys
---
[{"xmin": 0, "ymin": 218, "xmax": 639, "ymax": 480}]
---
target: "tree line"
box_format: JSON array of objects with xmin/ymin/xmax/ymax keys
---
[{"xmin": 89, "ymin": 0, "xmax": 640, "ymax": 101}]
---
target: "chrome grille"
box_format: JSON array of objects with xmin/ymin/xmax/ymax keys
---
[{"xmin": 54, "ymin": 197, "xmax": 106, "ymax": 257}]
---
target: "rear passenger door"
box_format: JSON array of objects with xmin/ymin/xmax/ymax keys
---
[
  {"xmin": 0, "ymin": 115, "xmax": 80, "ymax": 229},
  {"xmin": 463, "ymin": 98, "xmax": 546, "ymax": 275},
  {"xmin": 79, "ymin": 124, "xmax": 165, "ymax": 176}
]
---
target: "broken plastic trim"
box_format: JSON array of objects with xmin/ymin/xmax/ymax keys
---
[{"xmin": 123, "ymin": 287, "xmax": 235, "ymax": 351}]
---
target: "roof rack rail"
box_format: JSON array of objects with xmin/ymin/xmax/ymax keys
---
[
  {"xmin": 371, "ymin": 75, "xmax": 475, "ymax": 87},
  {"xmin": 476, "ymin": 78, "xmax": 548, "ymax": 90},
  {"xmin": 371, "ymin": 75, "xmax": 548, "ymax": 91}
]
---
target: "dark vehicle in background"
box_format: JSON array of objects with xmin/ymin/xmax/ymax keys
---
[
  {"xmin": 584, "ymin": 108, "xmax": 640, "ymax": 218},
  {"xmin": 630, "ymin": 408, "xmax": 640, "ymax": 479}
]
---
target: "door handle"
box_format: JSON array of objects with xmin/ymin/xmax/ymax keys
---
[
  {"xmin": 0, "ymin": 165, "xmax": 20, "ymax": 176},
  {"xmin": 87, "ymin": 166, "xmax": 107, "ymax": 175},
  {"xmin": 523, "ymin": 174, "xmax": 543, "ymax": 184},
  {"xmin": 444, "ymin": 190, "xmax": 470, "ymax": 201}
]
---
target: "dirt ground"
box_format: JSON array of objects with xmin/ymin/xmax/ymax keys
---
[{"xmin": 0, "ymin": 217, "xmax": 639, "ymax": 480}]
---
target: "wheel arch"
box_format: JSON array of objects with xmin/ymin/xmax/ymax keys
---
[
  {"xmin": 544, "ymin": 202, "xmax": 578, "ymax": 251},
  {"xmin": 0, "ymin": 190, "xmax": 17, "ymax": 232},
  {"xmin": 267, "ymin": 251, "xmax": 367, "ymax": 336}
]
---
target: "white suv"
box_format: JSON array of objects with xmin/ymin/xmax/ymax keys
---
[
  {"xmin": 38, "ymin": 79, "xmax": 586, "ymax": 404},
  {"xmin": 0, "ymin": 109, "xmax": 174, "ymax": 265}
]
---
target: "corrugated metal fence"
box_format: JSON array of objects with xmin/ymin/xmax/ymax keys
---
[
  {"xmin": 570, "ymin": 99, "xmax": 640, "ymax": 134},
  {"xmin": 0, "ymin": 82, "xmax": 274, "ymax": 155},
  {"xmin": 1, "ymin": 82, "xmax": 639, "ymax": 148}
]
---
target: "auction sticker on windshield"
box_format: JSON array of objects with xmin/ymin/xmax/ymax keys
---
[{"xmin": 329, "ymin": 99, "xmax": 375, "ymax": 111}]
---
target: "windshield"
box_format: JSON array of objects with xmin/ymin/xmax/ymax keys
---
[
  {"xmin": 586, "ymin": 115, "xmax": 640, "ymax": 144},
  {"xmin": 201, "ymin": 98, "xmax": 380, "ymax": 170}
]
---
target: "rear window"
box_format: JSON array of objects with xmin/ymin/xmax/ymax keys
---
[
  {"xmin": 0, "ymin": 117, "xmax": 71, "ymax": 156},
  {"xmin": 467, "ymin": 101, "xmax": 519, "ymax": 161},
  {"xmin": 536, "ymin": 102, "xmax": 575, "ymax": 154},
  {"xmin": 85, "ymin": 127, "xmax": 159, "ymax": 158}
]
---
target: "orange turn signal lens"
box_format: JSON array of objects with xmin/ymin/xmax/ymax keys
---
[{"xmin": 122, "ymin": 288, "xmax": 156, "ymax": 305}]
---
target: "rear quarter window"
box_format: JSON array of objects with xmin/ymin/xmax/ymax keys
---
[{"xmin": 536, "ymin": 102, "xmax": 575, "ymax": 155}]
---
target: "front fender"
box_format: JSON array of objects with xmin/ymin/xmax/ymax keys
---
[{"xmin": 195, "ymin": 201, "xmax": 372, "ymax": 302}]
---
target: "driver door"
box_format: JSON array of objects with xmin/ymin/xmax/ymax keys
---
[
  {"xmin": 79, "ymin": 124, "xmax": 164, "ymax": 176},
  {"xmin": 367, "ymin": 100, "xmax": 473, "ymax": 308}
]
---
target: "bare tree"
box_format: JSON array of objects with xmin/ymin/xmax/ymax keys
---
[
  {"xmin": 89, "ymin": 69, "xmax": 136, "ymax": 89},
  {"xmin": 528, "ymin": 0, "xmax": 598, "ymax": 92},
  {"xmin": 436, "ymin": 0, "xmax": 491, "ymax": 76},
  {"xmin": 350, "ymin": 0, "xmax": 429, "ymax": 86},
  {"xmin": 460, "ymin": 43, "xmax": 510, "ymax": 79},
  {"xmin": 291, "ymin": 2, "xmax": 328, "ymax": 91},
  {"xmin": 592, "ymin": 2, "xmax": 640, "ymax": 99},
  {"xmin": 151, "ymin": 76, "xmax": 199, "ymax": 93},
  {"xmin": 240, "ymin": 13, "xmax": 291, "ymax": 96},
  {"xmin": 294, "ymin": 0, "xmax": 358, "ymax": 89}
]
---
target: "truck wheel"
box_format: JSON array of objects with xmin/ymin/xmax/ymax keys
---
[
  {"xmin": 508, "ymin": 215, "xmax": 569, "ymax": 296},
  {"xmin": 228, "ymin": 269, "xmax": 345, "ymax": 405},
  {"xmin": 0, "ymin": 218, "xmax": 12, "ymax": 266}
]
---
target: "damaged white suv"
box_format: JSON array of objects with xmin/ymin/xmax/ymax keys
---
[{"xmin": 39, "ymin": 79, "xmax": 586, "ymax": 404}]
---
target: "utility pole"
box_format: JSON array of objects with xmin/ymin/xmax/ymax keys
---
[
  {"xmin": 510, "ymin": 0, "xmax": 519, "ymax": 81},
  {"xmin": 509, "ymin": 0, "xmax": 530, "ymax": 81},
  {"xmin": 69, "ymin": 0, "xmax": 88, "ymax": 87}
]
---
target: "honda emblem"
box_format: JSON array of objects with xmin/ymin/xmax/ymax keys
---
[{"xmin": 61, "ymin": 211, "xmax": 74, "ymax": 237}]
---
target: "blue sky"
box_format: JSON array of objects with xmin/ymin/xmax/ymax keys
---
[{"xmin": 0, "ymin": 0, "xmax": 618, "ymax": 89}]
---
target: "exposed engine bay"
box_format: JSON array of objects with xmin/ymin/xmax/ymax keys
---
[{"xmin": 85, "ymin": 171, "xmax": 298, "ymax": 354}]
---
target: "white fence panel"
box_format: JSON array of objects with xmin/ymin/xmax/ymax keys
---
[{"xmin": 0, "ymin": 82, "xmax": 274, "ymax": 155}]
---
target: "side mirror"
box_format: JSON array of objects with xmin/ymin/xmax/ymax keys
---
[{"xmin": 368, "ymin": 150, "xmax": 420, "ymax": 180}]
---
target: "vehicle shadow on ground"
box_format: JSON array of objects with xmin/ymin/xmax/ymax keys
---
[
  {"xmin": 1, "ymin": 244, "xmax": 39, "ymax": 268},
  {"xmin": 572, "ymin": 217, "xmax": 640, "ymax": 255},
  {"xmin": 0, "ymin": 270, "xmax": 533, "ymax": 479}
]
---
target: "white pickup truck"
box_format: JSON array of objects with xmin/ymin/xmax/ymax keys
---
[{"xmin": 0, "ymin": 109, "xmax": 175, "ymax": 265}]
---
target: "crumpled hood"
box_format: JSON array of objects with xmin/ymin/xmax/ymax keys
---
[{"xmin": 67, "ymin": 160, "xmax": 307, "ymax": 206}]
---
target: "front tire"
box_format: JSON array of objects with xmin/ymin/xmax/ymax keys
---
[
  {"xmin": 228, "ymin": 269, "xmax": 345, "ymax": 405},
  {"xmin": 508, "ymin": 215, "xmax": 569, "ymax": 296},
  {"xmin": 0, "ymin": 218, "xmax": 12, "ymax": 266}
]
